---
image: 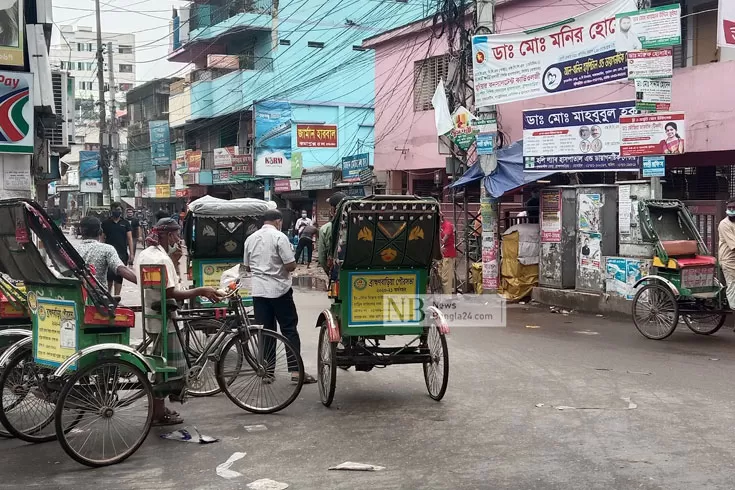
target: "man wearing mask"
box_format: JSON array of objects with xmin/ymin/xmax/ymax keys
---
[
  {"xmin": 102, "ymin": 202, "xmax": 134, "ymax": 295},
  {"xmin": 294, "ymin": 210, "xmax": 312, "ymax": 264},
  {"xmin": 318, "ymin": 192, "xmax": 346, "ymax": 276},
  {"xmin": 718, "ymin": 198, "xmax": 735, "ymax": 308},
  {"xmin": 135, "ymin": 218, "xmax": 224, "ymax": 425},
  {"xmin": 244, "ymin": 209, "xmax": 316, "ymax": 383},
  {"xmin": 126, "ymin": 207, "xmax": 141, "ymax": 256}
]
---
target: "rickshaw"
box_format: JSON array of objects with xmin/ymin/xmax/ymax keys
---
[
  {"xmin": 315, "ymin": 195, "xmax": 450, "ymax": 406},
  {"xmin": 631, "ymin": 199, "xmax": 730, "ymax": 340},
  {"xmin": 0, "ymin": 273, "xmax": 30, "ymax": 438},
  {"xmin": 0, "ymin": 199, "xmax": 304, "ymax": 467}
]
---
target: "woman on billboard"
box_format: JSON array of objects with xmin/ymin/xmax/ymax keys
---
[{"xmin": 660, "ymin": 122, "xmax": 685, "ymax": 154}]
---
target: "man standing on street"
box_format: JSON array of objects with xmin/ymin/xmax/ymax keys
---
[
  {"xmin": 126, "ymin": 207, "xmax": 141, "ymax": 256},
  {"xmin": 718, "ymin": 198, "xmax": 735, "ymax": 308},
  {"xmin": 318, "ymin": 191, "xmax": 346, "ymax": 276},
  {"xmin": 244, "ymin": 209, "xmax": 316, "ymax": 384},
  {"xmin": 76, "ymin": 216, "xmax": 137, "ymax": 290},
  {"xmin": 439, "ymin": 212, "xmax": 457, "ymax": 294},
  {"xmin": 102, "ymin": 202, "xmax": 134, "ymax": 296},
  {"xmin": 295, "ymin": 222, "xmax": 318, "ymax": 269},
  {"xmin": 294, "ymin": 210, "xmax": 312, "ymax": 264}
]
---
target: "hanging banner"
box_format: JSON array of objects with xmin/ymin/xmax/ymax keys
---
[
  {"xmin": 149, "ymin": 120, "xmax": 171, "ymax": 167},
  {"xmin": 254, "ymin": 101, "xmax": 292, "ymax": 177},
  {"xmin": 471, "ymin": 0, "xmax": 636, "ymax": 107},
  {"xmin": 231, "ymin": 154, "xmax": 253, "ymax": 176},
  {"xmin": 342, "ymin": 153, "xmax": 370, "ymax": 183},
  {"xmin": 274, "ymin": 179, "xmax": 300, "ymax": 193},
  {"xmin": 186, "ymin": 150, "xmax": 202, "ymax": 173},
  {"xmin": 615, "ymin": 4, "xmax": 681, "ymax": 52},
  {"xmin": 0, "ymin": 0, "xmax": 24, "ymax": 67},
  {"xmin": 79, "ymin": 150, "xmax": 103, "ymax": 193},
  {"xmin": 296, "ymin": 125, "xmax": 337, "ymax": 148},
  {"xmin": 301, "ymin": 172, "xmax": 334, "ymax": 190},
  {"xmin": 626, "ymin": 49, "xmax": 672, "ymax": 79},
  {"xmin": 620, "ymin": 112, "xmax": 685, "ymax": 156},
  {"xmin": 0, "ymin": 71, "xmax": 33, "ymax": 153},
  {"xmin": 522, "ymin": 100, "xmax": 640, "ymax": 171},
  {"xmin": 634, "ymin": 78, "xmax": 672, "ymax": 112},
  {"xmin": 213, "ymin": 146, "xmax": 239, "ymax": 169},
  {"xmin": 719, "ymin": 0, "xmax": 735, "ymax": 48}
]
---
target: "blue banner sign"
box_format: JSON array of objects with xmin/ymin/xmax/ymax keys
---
[
  {"xmin": 149, "ymin": 120, "xmax": 171, "ymax": 167},
  {"xmin": 642, "ymin": 156, "xmax": 665, "ymax": 177},
  {"xmin": 342, "ymin": 153, "xmax": 370, "ymax": 183}
]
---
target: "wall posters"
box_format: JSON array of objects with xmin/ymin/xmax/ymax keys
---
[
  {"xmin": 342, "ymin": 153, "xmax": 369, "ymax": 183},
  {"xmin": 296, "ymin": 125, "xmax": 337, "ymax": 148},
  {"xmin": 0, "ymin": 1, "xmax": 25, "ymax": 67},
  {"xmin": 620, "ymin": 112, "xmax": 685, "ymax": 156},
  {"xmin": 480, "ymin": 197, "xmax": 498, "ymax": 290},
  {"xmin": 149, "ymin": 120, "xmax": 171, "ymax": 167},
  {"xmin": 615, "ymin": 4, "xmax": 681, "ymax": 52},
  {"xmin": 626, "ymin": 49, "xmax": 672, "ymax": 79},
  {"xmin": 471, "ymin": 0, "xmax": 636, "ymax": 106},
  {"xmin": 254, "ymin": 101, "xmax": 292, "ymax": 177},
  {"xmin": 79, "ymin": 150, "xmax": 103, "ymax": 193},
  {"xmin": 719, "ymin": 0, "xmax": 735, "ymax": 48},
  {"xmin": 579, "ymin": 231, "xmax": 602, "ymax": 270},
  {"xmin": 34, "ymin": 298, "xmax": 77, "ymax": 367},
  {"xmin": 634, "ymin": 78, "xmax": 672, "ymax": 112},
  {"xmin": 540, "ymin": 189, "xmax": 561, "ymax": 242},
  {"xmin": 618, "ymin": 184, "xmax": 631, "ymax": 234},
  {"xmin": 0, "ymin": 71, "xmax": 33, "ymax": 153},
  {"xmin": 578, "ymin": 193, "xmax": 601, "ymax": 232},
  {"xmin": 605, "ymin": 257, "xmax": 651, "ymax": 299},
  {"xmin": 522, "ymin": 100, "xmax": 640, "ymax": 171}
]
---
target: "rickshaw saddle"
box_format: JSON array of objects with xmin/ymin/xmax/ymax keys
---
[{"xmin": 660, "ymin": 240, "xmax": 698, "ymax": 257}]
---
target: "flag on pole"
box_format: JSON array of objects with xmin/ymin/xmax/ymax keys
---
[
  {"xmin": 431, "ymin": 79, "xmax": 453, "ymax": 136},
  {"xmin": 718, "ymin": 0, "xmax": 735, "ymax": 48}
]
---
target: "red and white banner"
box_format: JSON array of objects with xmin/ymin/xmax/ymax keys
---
[
  {"xmin": 619, "ymin": 112, "xmax": 685, "ymax": 157},
  {"xmin": 719, "ymin": 0, "xmax": 735, "ymax": 48}
]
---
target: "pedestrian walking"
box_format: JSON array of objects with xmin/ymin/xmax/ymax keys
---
[
  {"xmin": 102, "ymin": 202, "xmax": 134, "ymax": 296},
  {"xmin": 439, "ymin": 212, "xmax": 457, "ymax": 294},
  {"xmin": 295, "ymin": 223, "xmax": 318, "ymax": 268},
  {"xmin": 75, "ymin": 216, "xmax": 137, "ymax": 290},
  {"xmin": 243, "ymin": 209, "xmax": 317, "ymax": 384}
]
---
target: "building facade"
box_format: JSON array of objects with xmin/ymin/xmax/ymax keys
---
[
  {"xmin": 366, "ymin": 0, "xmax": 735, "ymax": 201},
  {"xmin": 167, "ymin": 0, "xmax": 429, "ymax": 220}
]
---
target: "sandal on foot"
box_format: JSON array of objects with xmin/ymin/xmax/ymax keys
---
[
  {"xmin": 296, "ymin": 373, "xmax": 316, "ymax": 384},
  {"xmin": 152, "ymin": 413, "xmax": 184, "ymax": 426}
]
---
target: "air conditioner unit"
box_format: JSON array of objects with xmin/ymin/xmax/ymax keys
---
[{"xmin": 43, "ymin": 71, "xmax": 70, "ymax": 151}]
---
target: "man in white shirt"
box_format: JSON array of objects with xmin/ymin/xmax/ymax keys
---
[
  {"xmin": 135, "ymin": 218, "xmax": 224, "ymax": 425},
  {"xmin": 244, "ymin": 209, "xmax": 316, "ymax": 383}
]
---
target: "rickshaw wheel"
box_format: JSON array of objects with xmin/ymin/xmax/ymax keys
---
[
  {"xmin": 632, "ymin": 283, "xmax": 679, "ymax": 340},
  {"xmin": 183, "ymin": 319, "xmax": 225, "ymax": 397},
  {"xmin": 55, "ymin": 359, "xmax": 153, "ymax": 468},
  {"xmin": 216, "ymin": 328, "xmax": 304, "ymax": 414},
  {"xmin": 317, "ymin": 324, "xmax": 336, "ymax": 407},
  {"xmin": 422, "ymin": 323, "xmax": 449, "ymax": 401},
  {"xmin": 0, "ymin": 349, "xmax": 58, "ymax": 443},
  {"xmin": 683, "ymin": 311, "xmax": 727, "ymax": 335}
]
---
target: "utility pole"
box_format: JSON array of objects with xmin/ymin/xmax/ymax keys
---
[
  {"xmin": 95, "ymin": 0, "xmax": 110, "ymax": 205},
  {"xmin": 476, "ymin": 0, "xmax": 499, "ymax": 294},
  {"xmin": 107, "ymin": 41, "xmax": 121, "ymax": 202}
]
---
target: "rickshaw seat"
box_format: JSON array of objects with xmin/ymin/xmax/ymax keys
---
[
  {"xmin": 660, "ymin": 240, "xmax": 698, "ymax": 257},
  {"xmin": 83, "ymin": 305, "xmax": 136, "ymax": 328},
  {"xmin": 675, "ymin": 256, "xmax": 716, "ymax": 268}
]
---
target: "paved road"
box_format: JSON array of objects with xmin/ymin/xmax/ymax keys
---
[{"xmin": 3, "ymin": 287, "xmax": 735, "ymax": 489}]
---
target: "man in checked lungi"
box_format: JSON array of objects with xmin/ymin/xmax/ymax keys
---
[{"xmin": 135, "ymin": 218, "xmax": 224, "ymax": 426}]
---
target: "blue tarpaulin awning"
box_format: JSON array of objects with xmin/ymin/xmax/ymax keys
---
[{"xmin": 449, "ymin": 140, "xmax": 555, "ymax": 198}]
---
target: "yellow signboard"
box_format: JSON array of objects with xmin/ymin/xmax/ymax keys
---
[
  {"xmin": 349, "ymin": 273, "xmax": 419, "ymax": 324},
  {"xmin": 35, "ymin": 299, "xmax": 77, "ymax": 367},
  {"xmin": 200, "ymin": 262, "xmax": 252, "ymax": 302},
  {"xmin": 155, "ymin": 184, "xmax": 171, "ymax": 198}
]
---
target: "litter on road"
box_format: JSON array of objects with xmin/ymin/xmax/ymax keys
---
[
  {"xmin": 247, "ymin": 478, "xmax": 289, "ymax": 490},
  {"xmin": 244, "ymin": 424, "xmax": 268, "ymax": 432},
  {"xmin": 329, "ymin": 462, "xmax": 386, "ymax": 471},
  {"xmin": 216, "ymin": 452, "xmax": 247, "ymax": 479},
  {"xmin": 160, "ymin": 427, "xmax": 219, "ymax": 444}
]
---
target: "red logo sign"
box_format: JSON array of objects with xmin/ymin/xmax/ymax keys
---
[
  {"xmin": 724, "ymin": 19, "xmax": 735, "ymax": 45},
  {"xmin": 296, "ymin": 125, "xmax": 338, "ymax": 148}
]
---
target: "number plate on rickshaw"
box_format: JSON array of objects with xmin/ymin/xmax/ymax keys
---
[
  {"xmin": 681, "ymin": 266, "xmax": 715, "ymax": 289},
  {"xmin": 348, "ymin": 271, "xmax": 421, "ymax": 326},
  {"xmin": 34, "ymin": 298, "xmax": 78, "ymax": 368}
]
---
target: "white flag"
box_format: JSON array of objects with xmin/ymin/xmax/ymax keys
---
[
  {"xmin": 431, "ymin": 79, "xmax": 453, "ymax": 136},
  {"xmin": 718, "ymin": 0, "xmax": 735, "ymax": 48}
]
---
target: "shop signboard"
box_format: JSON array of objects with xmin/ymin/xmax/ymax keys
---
[
  {"xmin": 213, "ymin": 146, "xmax": 239, "ymax": 169},
  {"xmin": 719, "ymin": 0, "xmax": 735, "ymax": 48},
  {"xmin": 274, "ymin": 179, "xmax": 300, "ymax": 193},
  {"xmin": 296, "ymin": 125, "xmax": 338, "ymax": 148},
  {"xmin": 79, "ymin": 150, "xmax": 103, "ymax": 193},
  {"xmin": 149, "ymin": 120, "xmax": 171, "ymax": 167},
  {"xmin": 634, "ymin": 78, "xmax": 672, "ymax": 112},
  {"xmin": 186, "ymin": 150, "xmax": 202, "ymax": 173},
  {"xmin": 626, "ymin": 49, "xmax": 672, "ymax": 79},
  {"xmin": 471, "ymin": 0, "xmax": 635, "ymax": 107},
  {"xmin": 155, "ymin": 185, "xmax": 171, "ymax": 199},
  {"xmin": 341, "ymin": 153, "xmax": 369, "ymax": 183},
  {"xmin": 522, "ymin": 100, "xmax": 640, "ymax": 171},
  {"xmin": 615, "ymin": 4, "xmax": 681, "ymax": 51},
  {"xmin": 301, "ymin": 172, "xmax": 333, "ymax": 190},
  {"xmin": 212, "ymin": 169, "xmax": 235, "ymax": 185},
  {"xmin": 231, "ymin": 154, "xmax": 253, "ymax": 176},
  {"xmin": 642, "ymin": 156, "xmax": 665, "ymax": 177},
  {"xmin": 254, "ymin": 101, "xmax": 292, "ymax": 177},
  {"xmin": 620, "ymin": 112, "xmax": 685, "ymax": 156},
  {"xmin": 0, "ymin": 71, "xmax": 33, "ymax": 153}
]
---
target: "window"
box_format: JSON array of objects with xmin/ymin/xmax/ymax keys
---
[
  {"xmin": 76, "ymin": 62, "xmax": 84, "ymax": 71},
  {"xmin": 352, "ymin": 45, "xmax": 367, "ymax": 51},
  {"xmin": 77, "ymin": 43, "xmax": 84, "ymax": 51},
  {"xmin": 279, "ymin": 39, "xmax": 290, "ymax": 46},
  {"xmin": 413, "ymin": 54, "xmax": 449, "ymax": 112},
  {"xmin": 307, "ymin": 41, "xmax": 324, "ymax": 48},
  {"xmin": 79, "ymin": 81, "xmax": 93, "ymax": 90},
  {"xmin": 88, "ymin": 43, "xmax": 93, "ymax": 52},
  {"xmin": 119, "ymin": 64, "xmax": 133, "ymax": 73},
  {"xmin": 59, "ymin": 61, "xmax": 66, "ymax": 69},
  {"xmin": 118, "ymin": 44, "xmax": 133, "ymax": 54}
]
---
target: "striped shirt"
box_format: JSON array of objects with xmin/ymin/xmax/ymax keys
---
[{"xmin": 243, "ymin": 224, "xmax": 295, "ymax": 298}]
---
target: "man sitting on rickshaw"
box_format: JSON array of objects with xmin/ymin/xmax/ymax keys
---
[{"xmin": 135, "ymin": 218, "xmax": 225, "ymax": 425}]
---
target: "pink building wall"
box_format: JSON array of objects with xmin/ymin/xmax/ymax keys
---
[{"xmin": 367, "ymin": 0, "xmax": 735, "ymax": 175}]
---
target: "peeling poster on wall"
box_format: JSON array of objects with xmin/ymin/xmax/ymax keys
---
[{"xmin": 578, "ymin": 194, "xmax": 601, "ymax": 233}]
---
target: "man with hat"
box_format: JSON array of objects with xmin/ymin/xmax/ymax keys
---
[{"xmin": 318, "ymin": 191, "xmax": 346, "ymax": 276}]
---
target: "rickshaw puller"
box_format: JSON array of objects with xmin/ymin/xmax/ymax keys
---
[{"xmin": 136, "ymin": 218, "xmax": 225, "ymax": 425}]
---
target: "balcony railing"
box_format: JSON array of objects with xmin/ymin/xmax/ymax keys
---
[
  {"xmin": 238, "ymin": 55, "xmax": 273, "ymax": 71},
  {"xmin": 189, "ymin": 56, "xmax": 274, "ymax": 82},
  {"xmin": 190, "ymin": 0, "xmax": 273, "ymax": 31}
]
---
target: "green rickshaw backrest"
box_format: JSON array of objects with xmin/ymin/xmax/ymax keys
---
[
  {"xmin": 185, "ymin": 214, "xmax": 262, "ymax": 259},
  {"xmin": 333, "ymin": 196, "xmax": 441, "ymax": 269},
  {"xmin": 639, "ymin": 200, "xmax": 702, "ymax": 243}
]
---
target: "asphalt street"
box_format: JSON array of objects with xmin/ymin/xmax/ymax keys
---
[{"xmin": 3, "ymin": 281, "xmax": 735, "ymax": 489}]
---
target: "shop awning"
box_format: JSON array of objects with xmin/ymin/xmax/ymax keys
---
[{"xmin": 449, "ymin": 140, "xmax": 555, "ymax": 198}]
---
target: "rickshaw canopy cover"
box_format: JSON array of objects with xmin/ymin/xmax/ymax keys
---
[{"xmin": 187, "ymin": 196, "xmax": 276, "ymax": 218}]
